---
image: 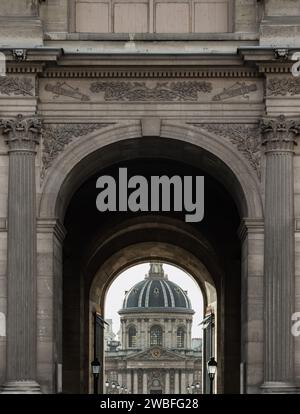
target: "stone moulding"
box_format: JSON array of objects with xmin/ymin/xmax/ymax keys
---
[
  {"xmin": 189, "ymin": 123, "xmax": 261, "ymax": 179},
  {"xmin": 90, "ymin": 81, "xmax": 212, "ymax": 101},
  {"xmin": 0, "ymin": 77, "xmax": 34, "ymax": 96},
  {"xmin": 41, "ymin": 123, "xmax": 114, "ymax": 180}
]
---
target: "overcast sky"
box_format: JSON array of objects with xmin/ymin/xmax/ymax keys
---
[{"xmin": 104, "ymin": 263, "xmax": 204, "ymax": 339}]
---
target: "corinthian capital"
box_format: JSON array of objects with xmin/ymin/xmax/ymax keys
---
[
  {"xmin": 260, "ymin": 115, "xmax": 300, "ymax": 151},
  {"xmin": 0, "ymin": 114, "xmax": 42, "ymax": 151}
]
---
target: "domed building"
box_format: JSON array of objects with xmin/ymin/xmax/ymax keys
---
[{"xmin": 104, "ymin": 263, "xmax": 202, "ymax": 394}]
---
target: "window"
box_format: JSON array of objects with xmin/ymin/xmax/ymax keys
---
[
  {"xmin": 128, "ymin": 326, "xmax": 137, "ymax": 348},
  {"xmin": 177, "ymin": 327, "xmax": 185, "ymax": 348},
  {"xmin": 73, "ymin": 1, "xmax": 232, "ymax": 35},
  {"xmin": 150, "ymin": 325, "xmax": 162, "ymax": 346}
]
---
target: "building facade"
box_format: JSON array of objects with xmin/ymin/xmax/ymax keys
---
[
  {"xmin": 0, "ymin": 0, "xmax": 300, "ymax": 394},
  {"xmin": 105, "ymin": 263, "xmax": 202, "ymax": 394}
]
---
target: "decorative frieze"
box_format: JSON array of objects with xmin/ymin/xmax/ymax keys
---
[
  {"xmin": 190, "ymin": 123, "xmax": 261, "ymax": 178},
  {"xmin": 41, "ymin": 123, "xmax": 114, "ymax": 179},
  {"xmin": 0, "ymin": 77, "xmax": 34, "ymax": 96},
  {"xmin": 267, "ymin": 77, "xmax": 300, "ymax": 96},
  {"xmin": 90, "ymin": 81, "xmax": 212, "ymax": 101}
]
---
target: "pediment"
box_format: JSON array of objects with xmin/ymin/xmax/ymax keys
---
[{"xmin": 125, "ymin": 347, "xmax": 186, "ymax": 361}]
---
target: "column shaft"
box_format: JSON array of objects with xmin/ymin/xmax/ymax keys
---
[
  {"xmin": 133, "ymin": 370, "xmax": 138, "ymax": 393},
  {"xmin": 0, "ymin": 115, "xmax": 41, "ymax": 393},
  {"xmin": 180, "ymin": 371, "xmax": 186, "ymax": 394},
  {"xmin": 174, "ymin": 370, "xmax": 179, "ymax": 394},
  {"xmin": 142, "ymin": 371, "xmax": 147, "ymax": 394},
  {"xmin": 165, "ymin": 371, "xmax": 170, "ymax": 394},
  {"xmin": 261, "ymin": 115, "xmax": 299, "ymax": 392}
]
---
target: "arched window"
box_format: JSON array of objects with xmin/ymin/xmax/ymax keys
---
[
  {"xmin": 128, "ymin": 326, "xmax": 137, "ymax": 348},
  {"xmin": 150, "ymin": 325, "xmax": 162, "ymax": 346},
  {"xmin": 177, "ymin": 327, "xmax": 185, "ymax": 348}
]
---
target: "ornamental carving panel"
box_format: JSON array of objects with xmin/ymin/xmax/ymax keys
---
[
  {"xmin": 267, "ymin": 77, "xmax": 300, "ymax": 96},
  {"xmin": 41, "ymin": 123, "xmax": 114, "ymax": 180},
  {"xmin": 0, "ymin": 77, "xmax": 34, "ymax": 96},
  {"xmin": 190, "ymin": 123, "xmax": 262, "ymax": 179},
  {"xmin": 90, "ymin": 81, "xmax": 212, "ymax": 102}
]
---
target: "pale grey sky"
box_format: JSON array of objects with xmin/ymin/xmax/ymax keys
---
[{"xmin": 104, "ymin": 263, "xmax": 204, "ymax": 339}]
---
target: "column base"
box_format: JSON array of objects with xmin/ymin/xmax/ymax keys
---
[
  {"xmin": 1, "ymin": 380, "xmax": 41, "ymax": 394},
  {"xmin": 261, "ymin": 382, "xmax": 297, "ymax": 394}
]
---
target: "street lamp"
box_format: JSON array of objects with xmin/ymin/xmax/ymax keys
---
[
  {"xmin": 207, "ymin": 356, "xmax": 217, "ymax": 394},
  {"xmin": 91, "ymin": 358, "xmax": 101, "ymax": 394}
]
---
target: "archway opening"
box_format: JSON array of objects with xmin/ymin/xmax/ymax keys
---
[
  {"xmin": 58, "ymin": 137, "xmax": 244, "ymax": 394},
  {"xmin": 102, "ymin": 262, "xmax": 210, "ymax": 394}
]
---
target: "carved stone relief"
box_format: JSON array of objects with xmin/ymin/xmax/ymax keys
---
[
  {"xmin": 190, "ymin": 123, "xmax": 261, "ymax": 179},
  {"xmin": 41, "ymin": 123, "xmax": 114, "ymax": 180},
  {"xmin": 90, "ymin": 81, "xmax": 213, "ymax": 101},
  {"xmin": 0, "ymin": 77, "xmax": 33, "ymax": 96},
  {"xmin": 212, "ymin": 81, "xmax": 258, "ymax": 101},
  {"xmin": 41, "ymin": 78, "xmax": 262, "ymax": 104},
  {"xmin": 45, "ymin": 82, "xmax": 90, "ymax": 101},
  {"xmin": 267, "ymin": 77, "xmax": 300, "ymax": 96}
]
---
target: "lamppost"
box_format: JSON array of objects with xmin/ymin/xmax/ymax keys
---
[
  {"xmin": 91, "ymin": 358, "xmax": 101, "ymax": 394},
  {"xmin": 207, "ymin": 357, "xmax": 217, "ymax": 394}
]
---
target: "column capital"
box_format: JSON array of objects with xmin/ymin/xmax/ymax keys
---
[
  {"xmin": 260, "ymin": 115, "xmax": 300, "ymax": 152},
  {"xmin": 0, "ymin": 114, "xmax": 42, "ymax": 151}
]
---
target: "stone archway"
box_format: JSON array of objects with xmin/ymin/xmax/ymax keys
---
[
  {"xmin": 36, "ymin": 124, "xmax": 264, "ymax": 394},
  {"xmin": 89, "ymin": 240, "xmax": 218, "ymax": 395}
]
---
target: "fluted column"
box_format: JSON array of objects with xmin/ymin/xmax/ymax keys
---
[
  {"xmin": 260, "ymin": 115, "xmax": 300, "ymax": 393},
  {"xmin": 0, "ymin": 114, "xmax": 42, "ymax": 393}
]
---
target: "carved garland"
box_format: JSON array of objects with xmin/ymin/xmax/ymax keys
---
[
  {"xmin": 0, "ymin": 77, "xmax": 34, "ymax": 96},
  {"xmin": 267, "ymin": 78, "xmax": 300, "ymax": 96},
  {"xmin": 41, "ymin": 123, "xmax": 114, "ymax": 180},
  {"xmin": 90, "ymin": 81, "xmax": 212, "ymax": 101},
  {"xmin": 190, "ymin": 123, "xmax": 261, "ymax": 179}
]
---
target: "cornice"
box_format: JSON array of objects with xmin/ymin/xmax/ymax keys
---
[
  {"xmin": 0, "ymin": 48, "xmax": 63, "ymax": 63},
  {"xmin": 239, "ymin": 47, "xmax": 300, "ymax": 74}
]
